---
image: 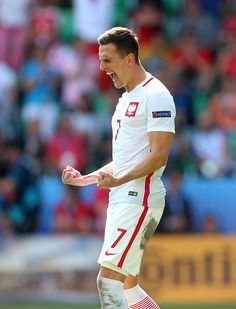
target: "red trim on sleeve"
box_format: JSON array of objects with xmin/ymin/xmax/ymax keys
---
[{"xmin": 142, "ymin": 77, "xmax": 154, "ymax": 87}]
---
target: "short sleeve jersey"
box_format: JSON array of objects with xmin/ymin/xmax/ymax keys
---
[{"xmin": 109, "ymin": 73, "xmax": 176, "ymax": 208}]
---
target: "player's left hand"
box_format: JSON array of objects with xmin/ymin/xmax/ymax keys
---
[{"xmin": 97, "ymin": 172, "xmax": 122, "ymax": 188}]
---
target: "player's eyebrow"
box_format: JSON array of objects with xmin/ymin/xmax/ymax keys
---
[{"xmin": 99, "ymin": 55, "xmax": 112, "ymax": 62}]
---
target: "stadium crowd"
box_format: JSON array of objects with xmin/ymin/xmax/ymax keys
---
[{"xmin": 0, "ymin": 0, "xmax": 236, "ymax": 236}]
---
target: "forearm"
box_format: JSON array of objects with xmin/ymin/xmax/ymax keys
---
[
  {"xmin": 62, "ymin": 162, "xmax": 114, "ymax": 187},
  {"xmin": 83, "ymin": 162, "xmax": 113, "ymax": 185},
  {"xmin": 118, "ymin": 153, "xmax": 166, "ymax": 185}
]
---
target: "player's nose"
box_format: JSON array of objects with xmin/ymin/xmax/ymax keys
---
[{"xmin": 99, "ymin": 60, "xmax": 106, "ymax": 71}]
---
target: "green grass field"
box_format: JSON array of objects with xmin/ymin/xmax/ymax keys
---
[{"xmin": 0, "ymin": 304, "xmax": 236, "ymax": 309}]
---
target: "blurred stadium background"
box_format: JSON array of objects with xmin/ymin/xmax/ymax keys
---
[{"xmin": 0, "ymin": 0, "xmax": 236, "ymax": 308}]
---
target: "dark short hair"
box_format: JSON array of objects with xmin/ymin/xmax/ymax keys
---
[{"xmin": 97, "ymin": 27, "xmax": 140, "ymax": 64}]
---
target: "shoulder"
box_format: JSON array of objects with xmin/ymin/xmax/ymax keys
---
[
  {"xmin": 147, "ymin": 78, "xmax": 175, "ymax": 108},
  {"xmin": 150, "ymin": 77, "xmax": 172, "ymax": 96},
  {"xmin": 141, "ymin": 75, "xmax": 173, "ymax": 99}
]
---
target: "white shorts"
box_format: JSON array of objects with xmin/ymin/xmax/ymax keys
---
[{"xmin": 98, "ymin": 201, "xmax": 164, "ymax": 276}]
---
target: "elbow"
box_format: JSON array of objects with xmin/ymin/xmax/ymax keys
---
[
  {"xmin": 161, "ymin": 157, "xmax": 168, "ymax": 167},
  {"xmin": 153, "ymin": 154, "xmax": 168, "ymax": 170},
  {"xmin": 159, "ymin": 159, "xmax": 168, "ymax": 169}
]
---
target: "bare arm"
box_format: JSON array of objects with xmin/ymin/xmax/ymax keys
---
[
  {"xmin": 62, "ymin": 161, "xmax": 113, "ymax": 186},
  {"xmin": 97, "ymin": 131, "xmax": 174, "ymax": 188}
]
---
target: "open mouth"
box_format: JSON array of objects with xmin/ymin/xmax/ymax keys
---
[{"xmin": 110, "ymin": 72, "xmax": 118, "ymax": 82}]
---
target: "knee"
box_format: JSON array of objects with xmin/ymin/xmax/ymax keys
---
[
  {"xmin": 97, "ymin": 275, "xmax": 104, "ymax": 291},
  {"xmin": 96, "ymin": 276, "xmax": 128, "ymax": 308},
  {"xmin": 97, "ymin": 274, "xmax": 112, "ymax": 293}
]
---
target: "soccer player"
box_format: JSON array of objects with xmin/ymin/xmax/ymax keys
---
[{"xmin": 62, "ymin": 27, "xmax": 176, "ymax": 309}]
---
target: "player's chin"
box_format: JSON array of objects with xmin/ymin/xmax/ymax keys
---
[{"xmin": 113, "ymin": 80, "xmax": 124, "ymax": 89}]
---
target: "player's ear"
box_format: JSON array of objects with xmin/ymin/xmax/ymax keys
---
[{"xmin": 127, "ymin": 53, "xmax": 135, "ymax": 66}]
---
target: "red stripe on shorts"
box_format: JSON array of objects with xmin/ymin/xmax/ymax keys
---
[
  {"xmin": 117, "ymin": 206, "xmax": 148, "ymax": 268},
  {"xmin": 130, "ymin": 296, "xmax": 160, "ymax": 308},
  {"xmin": 117, "ymin": 173, "xmax": 153, "ymax": 268},
  {"xmin": 142, "ymin": 77, "xmax": 154, "ymax": 87}
]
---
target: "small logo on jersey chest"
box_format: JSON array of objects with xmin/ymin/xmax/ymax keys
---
[
  {"xmin": 128, "ymin": 191, "xmax": 138, "ymax": 196},
  {"xmin": 152, "ymin": 111, "xmax": 171, "ymax": 118},
  {"xmin": 125, "ymin": 102, "xmax": 139, "ymax": 117}
]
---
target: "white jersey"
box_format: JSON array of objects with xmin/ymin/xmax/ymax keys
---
[{"xmin": 109, "ymin": 73, "xmax": 176, "ymax": 208}]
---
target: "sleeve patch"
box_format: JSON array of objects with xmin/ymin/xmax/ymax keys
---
[{"xmin": 152, "ymin": 111, "xmax": 171, "ymax": 118}]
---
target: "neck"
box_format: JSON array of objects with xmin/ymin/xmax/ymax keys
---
[{"xmin": 125, "ymin": 65, "xmax": 148, "ymax": 92}]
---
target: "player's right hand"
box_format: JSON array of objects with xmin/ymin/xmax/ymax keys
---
[{"xmin": 61, "ymin": 165, "xmax": 82, "ymax": 186}]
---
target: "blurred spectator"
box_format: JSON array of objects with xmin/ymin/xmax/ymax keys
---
[
  {"xmin": 131, "ymin": 0, "xmax": 163, "ymax": 45},
  {"xmin": 192, "ymin": 55, "xmax": 217, "ymax": 124},
  {"xmin": 94, "ymin": 134, "xmax": 112, "ymax": 171},
  {"xmin": 0, "ymin": 61, "xmax": 18, "ymax": 138},
  {"xmin": 217, "ymin": 28, "xmax": 236, "ymax": 78},
  {"xmin": 160, "ymin": 0, "xmax": 184, "ymax": 17},
  {"xmin": 159, "ymin": 69, "xmax": 193, "ymax": 127},
  {"xmin": 54, "ymin": 186, "xmax": 95, "ymax": 234},
  {"xmin": 225, "ymin": 0, "xmax": 236, "ymax": 13},
  {"xmin": 0, "ymin": 178, "xmax": 16, "ymax": 236},
  {"xmin": 0, "ymin": 0, "xmax": 32, "ymax": 71},
  {"xmin": 73, "ymin": 0, "xmax": 114, "ymax": 53},
  {"xmin": 113, "ymin": 0, "xmax": 136, "ymax": 26},
  {"xmin": 159, "ymin": 170, "xmax": 191, "ymax": 233},
  {"xmin": 20, "ymin": 43, "xmax": 60, "ymax": 141},
  {"xmin": 172, "ymin": 0, "xmax": 219, "ymax": 47},
  {"xmin": 168, "ymin": 129, "xmax": 195, "ymax": 175},
  {"xmin": 192, "ymin": 111, "xmax": 233, "ymax": 178},
  {"xmin": 200, "ymin": 0, "xmax": 224, "ymax": 20},
  {"xmin": 0, "ymin": 141, "xmax": 39, "ymax": 234},
  {"xmin": 93, "ymin": 88, "xmax": 119, "ymax": 136},
  {"xmin": 29, "ymin": 0, "xmax": 60, "ymax": 46},
  {"xmin": 23, "ymin": 119, "xmax": 45, "ymax": 173},
  {"xmin": 209, "ymin": 77, "xmax": 236, "ymax": 132},
  {"xmin": 141, "ymin": 33, "xmax": 171, "ymax": 74},
  {"xmin": 201, "ymin": 214, "xmax": 219, "ymax": 233},
  {"xmin": 48, "ymin": 36, "xmax": 98, "ymax": 110},
  {"xmin": 37, "ymin": 168, "xmax": 64, "ymax": 233},
  {"xmin": 45, "ymin": 114, "xmax": 87, "ymax": 174},
  {"xmin": 93, "ymin": 188, "xmax": 109, "ymax": 235},
  {"xmin": 69, "ymin": 94, "xmax": 101, "ymax": 165},
  {"xmin": 169, "ymin": 27, "xmax": 214, "ymax": 82}
]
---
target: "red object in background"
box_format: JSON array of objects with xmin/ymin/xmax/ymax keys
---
[
  {"xmin": 46, "ymin": 131, "xmax": 87, "ymax": 172},
  {"xmin": 95, "ymin": 188, "xmax": 109, "ymax": 205},
  {"xmin": 87, "ymin": 42, "xmax": 99, "ymax": 56},
  {"xmin": 94, "ymin": 188, "xmax": 109, "ymax": 235},
  {"xmin": 54, "ymin": 200, "xmax": 95, "ymax": 234},
  {"xmin": 170, "ymin": 47, "xmax": 213, "ymax": 69},
  {"xmin": 31, "ymin": 7, "xmax": 59, "ymax": 42},
  {"xmin": 99, "ymin": 70, "xmax": 113, "ymax": 92},
  {"xmin": 131, "ymin": 3, "xmax": 163, "ymax": 45},
  {"xmin": 226, "ymin": 56, "xmax": 236, "ymax": 77},
  {"xmin": 223, "ymin": 15, "xmax": 236, "ymax": 33}
]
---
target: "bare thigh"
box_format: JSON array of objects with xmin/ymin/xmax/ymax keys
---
[
  {"xmin": 99, "ymin": 266, "xmax": 127, "ymax": 282},
  {"xmin": 124, "ymin": 274, "xmax": 138, "ymax": 289}
]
